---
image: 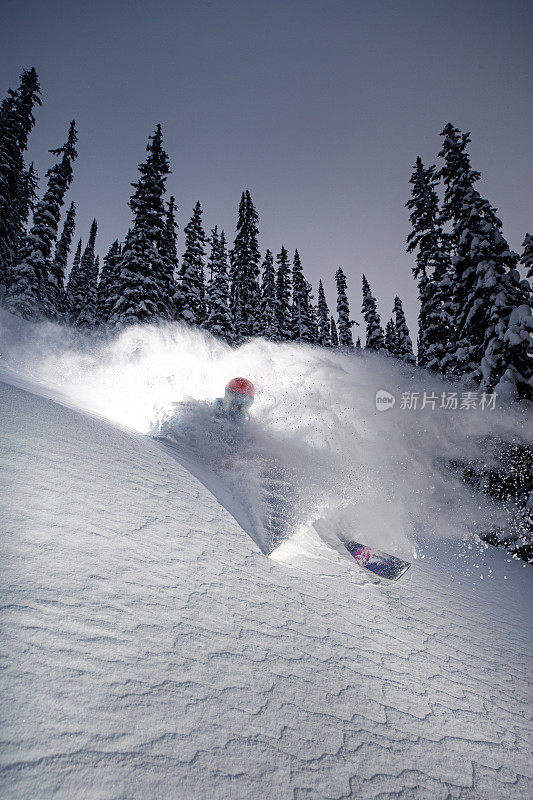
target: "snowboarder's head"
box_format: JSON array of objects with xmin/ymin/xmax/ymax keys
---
[{"xmin": 224, "ymin": 377, "xmax": 255, "ymax": 411}]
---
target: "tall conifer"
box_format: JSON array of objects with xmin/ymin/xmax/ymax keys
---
[
  {"xmin": 361, "ymin": 274, "xmax": 385, "ymax": 351},
  {"xmin": 385, "ymin": 319, "xmax": 399, "ymax": 356},
  {"xmin": 68, "ymin": 219, "xmax": 98, "ymax": 326},
  {"xmin": 393, "ymin": 295, "xmax": 416, "ymax": 364},
  {"xmin": 159, "ymin": 195, "xmax": 178, "ymax": 319},
  {"xmin": 316, "ymin": 280, "xmax": 331, "ymax": 346},
  {"xmin": 259, "ymin": 249, "xmax": 278, "ymax": 340},
  {"xmin": 291, "ymin": 250, "xmax": 314, "ymax": 342},
  {"xmin": 97, "ymin": 240, "xmax": 122, "ymax": 323},
  {"xmin": 6, "ymin": 121, "xmax": 77, "ymax": 318},
  {"xmin": 406, "ymin": 156, "xmax": 454, "ymax": 371},
  {"xmin": 336, "ymin": 267, "xmax": 355, "ymax": 348},
  {"xmin": 439, "ymin": 123, "xmax": 532, "ymax": 397},
  {"xmin": 330, "ymin": 316, "xmax": 339, "ymax": 347},
  {"xmin": 110, "ymin": 125, "xmax": 171, "ymax": 324},
  {"xmin": 205, "ymin": 228, "xmax": 234, "ymax": 342},
  {"xmin": 49, "ymin": 200, "xmax": 76, "ymax": 317},
  {"xmin": 0, "ymin": 68, "xmax": 41, "ymax": 290},
  {"xmin": 275, "ymin": 246, "xmax": 292, "ymax": 340},
  {"xmin": 229, "ymin": 190, "xmax": 261, "ymax": 339},
  {"xmin": 175, "ymin": 201, "xmax": 207, "ymax": 325}
]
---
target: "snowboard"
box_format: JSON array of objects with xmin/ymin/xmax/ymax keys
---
[{"xmin": 345, "ymin": 541, "xmax": 411, "ymax": 580}]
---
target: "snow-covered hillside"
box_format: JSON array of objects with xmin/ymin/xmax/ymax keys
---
[{"xmin": 1, "ymin": 314, "xmax": 532, "ymax": 799}]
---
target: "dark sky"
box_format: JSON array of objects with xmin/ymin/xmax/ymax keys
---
[{"xmin": 2, "ymin": 0, "xmax": 532, "ymax": 336}]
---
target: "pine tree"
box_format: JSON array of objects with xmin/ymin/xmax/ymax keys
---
[
  {"xmin": 306, "ymin": 281, "xmax": 319, "ymax": 344},
  {"xmin": 291, "ymin": 249, "xmax": 314, "ymax": 342},
  {"xmin": 229, "ymin": 190, "xmax": 261, "ymax": 339},
  {"xmin": 521, "ymin": 233, "xmax": 533, "ymax": 280},
  {"xmin": 385, "ymin": 319, "xmax": 399, "ymax": 356},
  {"xmin": 97, "ymin": 240, "xmax": 122, "ymax": 323},
  {"xmin": 175, "ymin": 201, "xmax": 207, "ymax": 325},
  {"xmin": 49, "ymin": 200, "xmax": 76, "ymax": 317},
  {"xmin": 393, "ymin": 295, "xmax": 416, "ymax": 364},
  {"xmin": 11, "ymin": 162, "xmax": 38, "ymax": 279},
  {"xmin": 6, "ymin": 121, "xmax": 78, "ymax": 319},
  {"xmin": 406, "ymin": 156, "xmax": 454, "ymax": 371},
  {"xmin": 481, "ymin": 285, "xmax": 533, "ymax": 400},
  {"xmin": 330, "ymin": 316, "xmax": 339, "ymax": 347},
  {"xmin": 259, "ymin": 249, "xmax": 278, "ymax": 340},
  {"xmin": 67, "ymin": 219, "xmax": 98, "ymax": 326},
  {"xmin": 79, "ymin": 254, "xmax": 99, "ymax": 327},
  {"xmin": 439, "ymin": 123, "xmax": 532, "ymax": 397},
  {"xmin": 205, "ymin": 228, "xmax": 234, "ymax": 342},
  {"xmin": 275, "ymin": 246, "xmax": 292, "ymax": 340},
  {"xmin": 110, "ymin": 124, "xmax": 171, "ymax": 325},
  {"xmin": 159, "ymin": 195, "xmax": 178, "ymax": 319},
  {"xmin": 361, "ymin": 274, "xmax": 385, "ymax": 351},
  {"xmin": 316, "ymin": 280, "xmax": 331, "ymax": 346},
  {"xmin": 336, "ymin": 267, "xmax": 355, "ymax": 348},
  {"xmin": 66, "ymin": 238, "xmax": 82, "ymax": 303},
  {"xmin": 205, "ymin": 224, "xmax": 218, "ymax": 317},
  {"xmin": 0, "ymin": 68, "xmax": 41, "ymax": 291}
]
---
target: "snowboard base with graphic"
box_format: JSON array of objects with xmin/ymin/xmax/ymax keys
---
[{"xmin": 345, "ymin": 541, "xmax": 411, "ymax": 580}]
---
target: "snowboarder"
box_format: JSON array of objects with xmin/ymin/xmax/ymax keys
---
[{"xmin": 213, "ymin": 377, "xmax": 255, "ymax": 424}]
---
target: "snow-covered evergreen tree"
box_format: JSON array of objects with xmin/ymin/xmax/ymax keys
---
[
  {"xmin": 291, "ymin": 250, "xmax": 314, "ymax": 342},
  {"xmin": 306, "ymin": 281, "xmax": 319, "ymax": 344},
  {"xmin": 205, "ymin": 228, "xmax": 234, "ymax": 342},
  {"xmin": 67, "ymin": 219, "xmax": 98, "ymax": 326},
  {"xmin": 159, "ymin": 195, "xmax": 178, "ymax": 319},
  {"xmin": 206, "ymin": 225, "xmax": 218, "ymax": 290},
  {"xmin": 361, "ymin": 274, "xmax": 385, "ymax": 351},
  {"xmin": 330, "ymin": 316, "xmax": 339, "ymax": 347},
  {"xmin": 316, "ymin": 280, "xmax": 331, "ymax": 346},
  {"xmin": 385, "ymin": 319, "xmax": 399, "ymax": 356},
  {"xmin": 0, "ymin": 68, "xmax": 41, "ymax": 293},
  {"xmin": 259, "ymin": 249, "xmax": 278, "ymax": 340},
  {"xmin": 78, "ymin": 254, "xmax": 99, "ymax": 327},
  {"xmin": 49, "ymin": 200, "xmax": 76, "ymax": 317},
  {"xmin": 175, "ymin": 201, "xmax": 207, "ymax": 326},
  {"xmin": 66, "ymin": 238, "xmax": 82, "ymax": 302},
  {"xmin": 406, "ymin": 156, "xmax": 454, "ymax": 372},
  {"xmin": 480, "ymin": 272, "xmax": 533, "ymax": 400},
  {"xmin": 97, "ymin": 240, "xmax": 122, "ymax": 323},
  {"xmin": 110, "ymin": 125, "xmax": 171, "ymax": 325},
  {"xmin": 6, "ymin": 121, "xmax": 77, "ymax": 319},
  {"xmin": 10, "ymin": 163, "xmax": 38, "ymax": 283},
  {"xmin": 275, "ymin": 246, "xmax": 292, "ymax": 340},
  {"xmin": 335, "ymin": 267, "xmax": 355, "ymax": 348},
  {"xmin": 439, "ymin": 123, "xmax": 532, "ymax": 397},
  {"xmin": 520, "ymin": 233, "xmax": 533, "ymax": 280},
  {"xmin": 393, "ymin": 295, "xmax": 415, "ymax": 364},
  {"xmin": 229, "ymin": 190, "xmax": 261, "ymax": 339}
]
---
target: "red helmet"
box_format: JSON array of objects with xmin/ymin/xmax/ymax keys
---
[{"xmin": 225, "ymin": 377, "xmax": 255, "ymax": 406}]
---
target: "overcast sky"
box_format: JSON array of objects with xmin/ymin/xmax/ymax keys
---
[{"xmin": 2, "ymin": 0, "xmax": 532, "ymax": 337}]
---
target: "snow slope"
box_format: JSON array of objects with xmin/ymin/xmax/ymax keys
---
[
  {"xmin": 1, "ymin": 312, "xmax": 532, "ymax": 798},
  {"xmin": 1, "ymin": 377, "xmax": 532, "ymax": 799}
]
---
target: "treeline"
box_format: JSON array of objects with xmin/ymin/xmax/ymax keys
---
[
  {"xmin": 0, "ymin": 69, "xmax": 366, "ymax": 352},
  {"xmin": 406, "ymin": 126, "xmax": 533, "ymax": 401},
  {"xmin": 1, "ymin": 68, "xmax": 532, "ymax": 402}
]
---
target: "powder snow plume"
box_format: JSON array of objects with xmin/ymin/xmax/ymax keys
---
[{"xmin": 1, "ymin": 310, "xmax": 530, "ymax": 557}]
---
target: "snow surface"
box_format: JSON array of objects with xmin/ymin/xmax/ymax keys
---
[{"xmin": 1, "ymin": 313, "xmax": 532, "ymax": 798}]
